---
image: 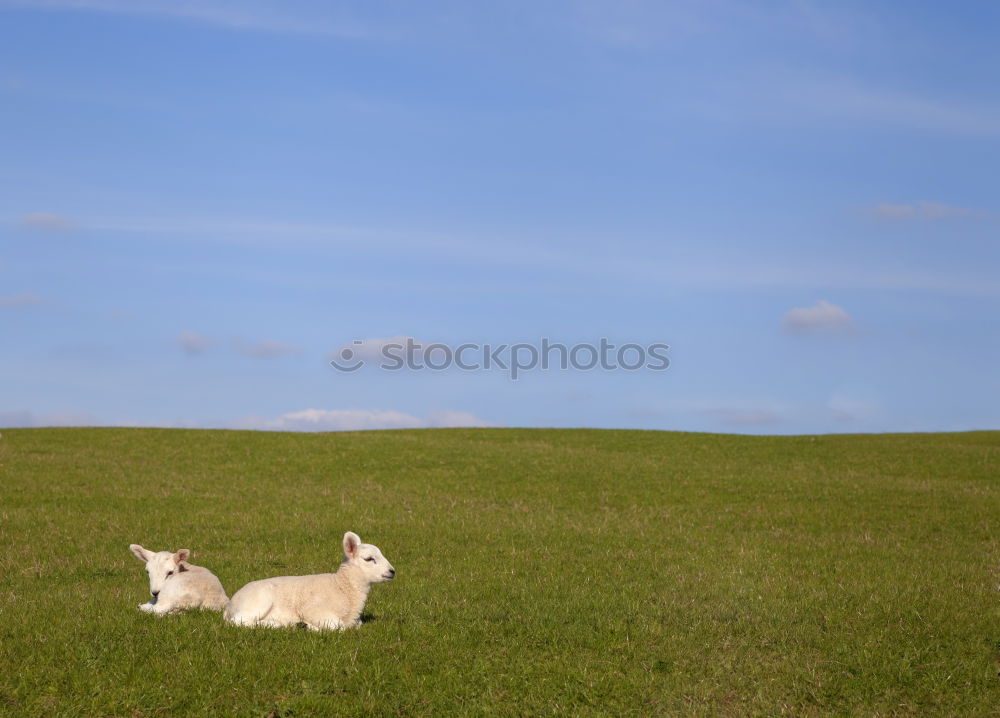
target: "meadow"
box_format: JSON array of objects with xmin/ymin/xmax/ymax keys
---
[{"xmin": 0, "ymin": 427, "xmax": 998, "ymax": 716}]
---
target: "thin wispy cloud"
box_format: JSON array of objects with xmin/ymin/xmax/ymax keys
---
[
  {"xmin": 570, "ymin": 0, "xmax": 711, "ymax": 50},
  {"xmin": 782, "ymin": 300, "xmax": 853, "ymax": 335},
  {"xmin": 1, "ymin": 0, "xmax": 377, "ymax": 38},
  {"xmin": 49, "ymin": 341, "xmax": 115, "ymax": 360},
  {"xmin": 801, "ymin": 77, "xmax": 1000, "ymax": 137},
  {"xmin": 0, "ymin": 293, "xmax": 45, "ymax": 307},
  {"xmin": 703, "ymin": 65, "xmax": 1000, "ymax": 138},
  {"xmin": 870, "ymin": 202, "xmax": 990, "ymax": 220},
  {"xmin": 232, "ymin": 339, "xmax": 301, "ymax": 359},
  {"xmin": 80, "ymin": 214, "xmax": 1000, "ymax": 298},
  {"xmin": 177, "ymin": 331, "xmax": 212, "ymax": 355},
  {"xmin": 565, "ymin": 2, "xmax": 1000, "ymax": 138},
  {"xmin": 18, "ymin": 212, "xmax": 74, "ymax": 231},
  {"xmin": 570, "ymin": 0, "xmax": 872, "ymax": 53},
  {"xmin": 180, "ymin": 333, "xmax": 301, "ymax": 358},
  {"xmin": 701, "ymin": 408, "xmax": 782, "ymax": 427},
  {"xmin": 829, "ymin": 395, "xmax": 880, "ymax": 422},
  {"xmin": 90, "ymin": 217, "xmax": 363, "ymax": 235},
  {"xmin": 658, "ymin": 397, "xmax": 791, "ymax": 427}
]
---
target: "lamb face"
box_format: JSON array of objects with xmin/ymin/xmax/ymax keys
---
[
  {"xmin": 130, "ymin": 545, "xmax": 189, "ymax": 599},
  {"xmin": 343, "ymin": 531, "xmax": 395, "ymax": 584}
]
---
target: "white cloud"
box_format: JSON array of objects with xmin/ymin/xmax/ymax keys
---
[
  {"xmin": 0, "ymin": 293, "xmax": 45, "ymax": 307},
  {"xmin": 234, "ymin": 408, "xmax": 492, "ymax": 432},
  {"xmin": 871, "ymin": 202, "xmax": 989, "ymax": 220},
  {"xmin": 177, "ymin": 331, "xmax": 212, "ymax": 355},
  {"xmin": 782, "ymin": 300, "xmax": 853, "ymax": 334},
  {"xmin": 233, "ymin": 339, "xmax": 301, "ymax": 359},
  {"xmin": 17, "ymin": 212, "xmax": 74, "ymax": 231}
]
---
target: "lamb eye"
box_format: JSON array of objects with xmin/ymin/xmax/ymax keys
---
[
  {"xmin": 166, "ymin": 571, "xmax": 174, "ymax": 576},
  {"xmin": 364, "ymin": 557, "xmax": 376, "ymax": 563}
]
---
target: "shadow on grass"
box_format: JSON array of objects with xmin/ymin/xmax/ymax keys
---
[{"xmin": 285, "ymin": 613, "xmax": 375, "ymax": 630}]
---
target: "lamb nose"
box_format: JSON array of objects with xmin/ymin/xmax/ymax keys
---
[
  {"xmin": 151, "ymin": 591, "xmax": 159, "ymax": 597},
  {"xmin": 389, "ymin": 568, "xmax": 396, "ymax": 576}
]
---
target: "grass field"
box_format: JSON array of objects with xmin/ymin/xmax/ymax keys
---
[{"xmin": 1, "ymin": 427, "xmax": 998, "ymax": 716}]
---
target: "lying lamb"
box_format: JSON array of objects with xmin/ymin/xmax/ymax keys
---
[
  {"xmin": 129, "ymin": 544, "xmax": 229, "ymax": 614},
  {"xmin": 225, "ymin": 531, "xmax": 395, "ymax": 630}
]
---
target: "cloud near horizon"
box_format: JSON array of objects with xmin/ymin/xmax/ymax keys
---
[
  {"xmin": 0, "ymin": 410, "xmax": 102, "ymax": 428},
  {"xmin": 654, "ymin": 397, "xmax": 791, "ymax": 428},
  {"xmin": 829, "ymin": 395, "xmax": 880, "ymax": 422},
  {"xmin": 701, "ymin": 408, "xmax": 782, "ymax": 426},
  {"xmin": 782, "ymin": 300, "xmax": 853, "ymax": 334},
  {"xmin": 235, "ymin": 408, "xmax": 492, "ymax": 432},
  {"xmin": 0, "ymin": 407, "xmax": 492, "ymax": 431}
]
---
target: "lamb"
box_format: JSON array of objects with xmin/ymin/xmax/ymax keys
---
[
  {"xmin": 129, "ymin": 544, "xmax": 229, "ymax": 614},
  {"xmin": 224, "ymin": 531, "xmax": 395, "ymax": 630}
]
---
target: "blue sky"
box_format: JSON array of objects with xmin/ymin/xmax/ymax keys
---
[{"xmin": 1, "ymin": 0, "xmax": 998, "ymax": 433}]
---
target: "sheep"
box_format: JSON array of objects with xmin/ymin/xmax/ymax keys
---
[
  {"xmin": 224, "ymin": 531, "xmax": 395, "ymax": 630},
  {"xmin": 129, "ymin": 544, "xmax": 229, "ymax": 614}
]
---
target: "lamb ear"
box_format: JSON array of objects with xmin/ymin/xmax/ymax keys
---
[
  {"xmin": 130, "ymin": 544, "xmax": 150, "ymax": 563},
  {"xmin": 173, "ymin": 549, "xmax": 190, "ymax": 565},
  {"xmin": 343, "ymin": 531, "xmax": 361, "ymax": 559}
]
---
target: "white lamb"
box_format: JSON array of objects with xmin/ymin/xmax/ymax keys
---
[
  {"xmin": 224, "ymin": 531, "xmax": 395, "ymax": 630},
  {"xmin": 129, "ymin": 544, "xmax": 229, "ymax": 614}
]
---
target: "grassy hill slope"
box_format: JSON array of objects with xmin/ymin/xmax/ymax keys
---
[{"xmin": 1, "ymin": 428, "xmax": 998, "ymax": 716}]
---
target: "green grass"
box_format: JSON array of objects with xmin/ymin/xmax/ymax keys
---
[{"xmin": 1, "ymin": 428, "xmax": 998, "ymax": 716}]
